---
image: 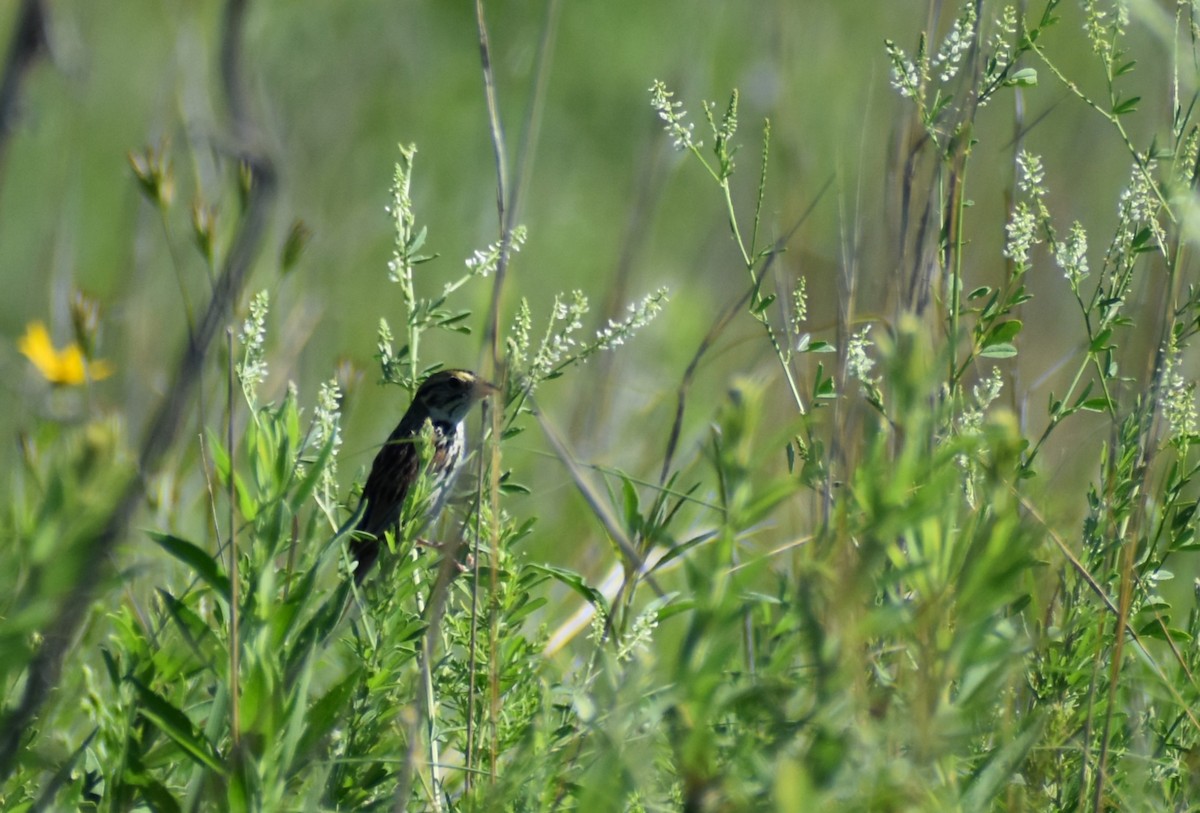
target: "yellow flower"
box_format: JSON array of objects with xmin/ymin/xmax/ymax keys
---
[{"xmin": 18, "ymin": 321, "xmax": 113, "ymax": 386}]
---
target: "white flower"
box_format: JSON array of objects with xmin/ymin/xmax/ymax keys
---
[
  {"xmin": 886, "ymin": 40, "xmax": 920, "ymax": 99},
  {"xmin": 650, "ymin": 80, "xmax": 700, "ymax": 151},
  {"xmin": 1016, "ymin": 151, "xmax": 1046, "ymax": 198},
  {"xmin": 311, "ymin": 379, "xmax": 344, "ymax": 502},
  {"xmin": 847, "ymin": 326, "xmax": 877, "ymax": 385},
  {"xmin": 1055, "ymin": 221, "xmax": 1089, "ymax": 288},
  {"xmin": 1162, "ymin": 336, "xmax": 1196, "ymax": 442},
  {"xmin": 1004, "ymin": 202, "xmax": 1038, "ymax": 267},
  {"xmin": 236, "ymin": 289, "xmax": 270, "ymax": 402},
  {"xmin": 932, "ymin": 3, "xmax": 977, "ymax": 83}
]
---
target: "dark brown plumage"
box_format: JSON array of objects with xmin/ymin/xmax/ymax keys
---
[{"xmin": 349, "ymin": 369, "xmax": 495, "ymax": 583}]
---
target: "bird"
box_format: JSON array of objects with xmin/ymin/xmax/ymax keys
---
[{"xmin": 348, "ymin": 369, "xmax": 496, "ymax": 583}]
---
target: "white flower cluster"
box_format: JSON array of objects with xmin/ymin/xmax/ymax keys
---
[
  {"xmin": 1083, "ymin": 0, "xmax": 1129, "ymax": 56},
  {"xmin": 1004, "ymin": 202, "xmax": 1038, "ymax": 267},
  {"xmin": 956, "ymin": 366, "xmax": 1006, "ymax": 508},
  {"xmin": 710, "ymin": 90, "xmax": 738, "ymax": 144},
  {"xmin": 376, "ymin": 317, "xmax": 401, "ymax": 385},
  {"xmin": 885, "ymin": 39, "xmax": 921, "ymax": 100},
  {"xmin": 509, "ymin": 288, "xmax": 670, "ymax": 394},
  {"xmin": 1183, "ymin": 131, "xmax": 1200, "ymax": 185},
  {"xmin": 440, "ymin": 225, "xmax": 529, "ymax": 301},
  {"xmin": 506, "ymin": 299, "xmax": 532, "ymax": 373},
  {"xmin": 649, "ymin": 80, "xmax": 699, "ymax": 151},
  {"xmin": 933, "ymin": 3, "xmax": 977, "ymax": 83},
  {"xmin": 1016, "ymin": 151, "xmax": 1046, "ymax": 198},
  {"xmin": 529, "ymin": 290, "xmax": 589, "ymax": 385},
  {"xmin": 887, "ymin": 2, "xmax": 979, "ymax": 102},
  {"xmin": 1117, "ymin": 161, "xmax": 1163, "ymax": 249},
  {"xmin": 1002, "ymin": 151, "xmax": 1047, "ymax": 269},
  {"xmin": 592, "ymin": 287, "xmax": 669, "ymax": 352},
  {"xmin": 791, "ymin": 277, "xmax": 808, "ymax": 334},
  {"xmin": 988, "ymin": 6, "xmax": 1018, "ymax": 72},
  {"xmin": 1162, "ymin": 336, "xmax": 1197, "ymax": 442},
  {"xmin": 617, "ymin": 605, "xmax": 659, "ymax": 664},
  {"xmin": 847, "ymin": 326, "xmax": 878, "ymax": 386},
  {"xmin": 1055, "ymin": 221, "xmax": 1090, "ymax": 289},
  {"xmin": 237, "ymin": 289, "xmax": 270, "ymax": 402},
  {"xmin": 464, "ymin": 225, "xmax": 527, "ymax": 279},
  {"xmin": 960, "ymin": 367, "xmax": 1005, "ymax": 436},
  {"xmin": 385, "ymin": 145, "xmax": 418, "ymax": 288},
  {"xmin": 312, "ymin": 378, "xmax": 344, "ymax": 502}
]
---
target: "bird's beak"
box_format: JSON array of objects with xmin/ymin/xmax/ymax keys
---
[{"xmin": 473, "ymin": 378, "xmax": 500, "ymax": 400}]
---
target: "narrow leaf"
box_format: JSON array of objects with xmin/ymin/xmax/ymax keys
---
[
  {"xmin": 149, "ymin": 532, "xmax": 231, "ymax": 600},
  {"xmin": 529, "ymin": 563, "xmax": 609, "ymax": 612},
  {"xmin": 130, "ymin": 679, "xmax": 225, "ymax": 775},
  {"xmin": 1112, "ymin": 96, "xmax": 1141, "ymax": 115}
]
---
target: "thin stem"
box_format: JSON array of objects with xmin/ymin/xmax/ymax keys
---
[
  {"xmin": 947, "ymin": 145, "xmax": 970, "ymax": 391},
  {"xmin": 1029, "ymin": 40, "xmax": 1174, "ymax": 221},
  {"xmin": 717, "ymin": 157, "xmax": 807, "ymax": 415},
  {"xmin": 473, "ymin": 0, "xmax": 512, "ymax": 784},
  {"xmin": 465, "ymin": 450, "xmax": 484, "ymax": 795},
  {"xmin": 422, "ymin": 636, "xmax": 442, "ymax": 811},
  {"xmin": 226, "ymin": 328, "xmax": 240, "ymax": 746}
]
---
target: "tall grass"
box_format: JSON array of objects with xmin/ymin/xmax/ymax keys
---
[{"xmin": 4, "ymin": 1, "xmax": 1200, "ymax": 810}]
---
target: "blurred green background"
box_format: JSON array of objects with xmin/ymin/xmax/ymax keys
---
[{"xmin": 0, "ymin": 1, "xmax": 1178, "ymax": 573}]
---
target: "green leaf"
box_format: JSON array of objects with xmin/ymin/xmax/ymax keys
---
[
  {"xmin": 129, "ymin": 679, "xmax": 225, "ymax": 775},
  {"xmin": 1136, "ymin": 620, "xmax": 1190, "ymax": 642},
  {"xmin": 806, "ymin": 340, "xmax": 836, "ymax": 353},
  {"xmin": 962, "ymin": 713, "xmax": 1045, "ymax": 809},
  {"xmin": 1130, "ymin": 227, "xmax": 1153, "ymax": 251},
  {"xmin": 652, "ymin": 530, "xmax": 716, "ymax": 573},
  {"xmin": 206, "ymin": 428, "xmax": 257, "ymax": 521},
  {"xmin": 621, "ymin": 475, "xmax": 641, "ymax": 537},
  {"xmin": 1006, "ymin": 67, "xmax": 1038, "ymax": 87},
  {"xmin": 743, "ymin": 479, "xmax": 799, "ymax": 526},
  {"xmin": 294, "ymin": 671, "xmax": 360, "ymax": 760},
  {"xmin": 437, "ymin": 310, "xmax": 472, "ymax": 327},
  {"xmin": 157, "ymin": 589, "xmax": 219, "ymax": 663},
  {"xmin": 408, "ymin": 225, "xmax": 427, "ymax": 254},
  {"xmin": 979, "ymin": 343, "xmax": 1017, "ymax": 358},
  {"xmin": 1004, "ymin": 286, "xmax": 1033, "ymax": 308},
  {"xmin": 1077, "ymin": 398, "xmax": 1111, "ymax": 413},
  {"xmin": 1089, "ymin": 328, "xmax": 1113, "ymax": 353},
  {"xmin": 393, "ymin": 619, "xmax": 429, "ymax": 643},
  {"xmin": 149, "ymin": 532, "xmax": 231, "ymax": 600},
  {"xmin": 509, "ymin": 596, "xmax": 548, "ymax": 624},
  {"xmin": 1112, "ymin": 96, "xmax": 1141, "ymax": 116},
  {"xmin": 101, "ymin": 647, "xmax": 120, "ymax": 686},
  {"xmin": 982, "ymin": 320, "xmax": 1022, "ymax": 348},
  {"xmin": 529, "ymin": 563, "xmax": 608, "ymax": 613},
  {"xmin": 814, "ymin": 363, "xmax": 836, "ymax": 399},
  {"xmin": 289, "ymin": 434, "xmax": 335, "ymax": 513},
  {"xmin": 752, "ymin": 294, "xmax": 776, "ymax": 315},
  {"xmin": 1114, "ymin": 60, "xmax": 1137, "ymax": 77},
  {"xmin": 655, "ymin": 598, "xmax": 694, "ymax": 623},
  {"xmin": 285, "ymin": 581, "xmax": 351, "ymax": 677},
  {"xmin": 126, "ymin": 776, "xmax": 182, "ymax": 813}
]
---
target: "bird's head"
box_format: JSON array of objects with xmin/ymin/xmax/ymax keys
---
[{"xmin": 416, "ymin": 369, "xmax": 497, "ymax": 424}]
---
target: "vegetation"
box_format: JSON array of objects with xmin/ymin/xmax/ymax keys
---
[{"xmin": 3, "ymin": 0, "xmax": 1200, "ymax": 810}]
